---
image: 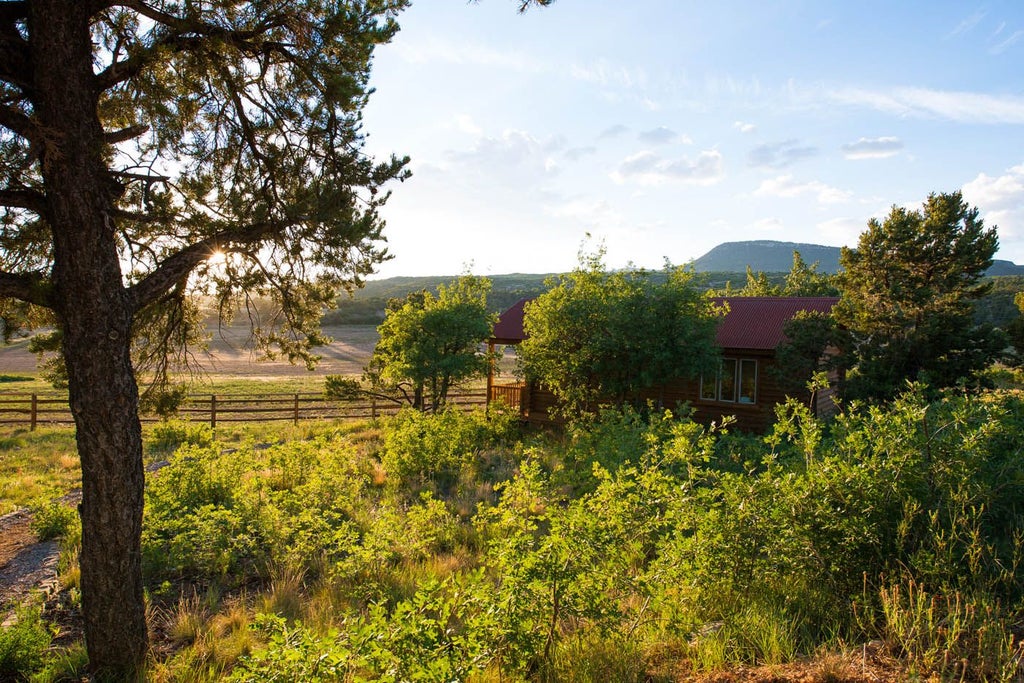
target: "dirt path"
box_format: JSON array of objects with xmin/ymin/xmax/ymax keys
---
[{"xmin": 0, "ymin": 510, "xmax": 60, "ymax": 624}]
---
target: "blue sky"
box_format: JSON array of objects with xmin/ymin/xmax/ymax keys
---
[{"xmin": 361, "ymin": 1, "xmax": 1024, "ymax": 277}]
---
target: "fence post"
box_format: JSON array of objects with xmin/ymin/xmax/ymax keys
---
[
  {"xmin": 371, "ymin": 396, "xmax": 376, "ymax": 419},
  {"xmin": 30, "ymin": 394, "xmax": 37, "ymax": 431},
  {"xmin": 210, "ymin": 394, "xmax": 217, "ymax": 429},
  {"xmin": 294, "ymin": 393, "xmax": 300, "ymax": 425}
]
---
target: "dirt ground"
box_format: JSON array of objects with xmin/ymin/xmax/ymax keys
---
[{"xmin": 0, "ymin": 511, "xmax": 60, "ymax": 625}]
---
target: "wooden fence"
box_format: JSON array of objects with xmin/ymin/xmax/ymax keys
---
[{"xmin": 0, "ymin": 390, "xmax": 488, "ymax": 430}]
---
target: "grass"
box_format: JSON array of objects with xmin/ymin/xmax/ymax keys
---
[
  {"xmin": 5, "ymin": 384, "xmax": 1022, "ymax": 682},
  {"xmin": 0, "ymin": 427, "xmax": 80, "ymax": 515}
]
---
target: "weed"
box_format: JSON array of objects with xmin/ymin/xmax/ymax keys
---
[
  {"xmin": 0, "ymin": 605, "xmax": 52, "ymax": 679},
  {"xmin": 29, "ymin": 501, "xmax": 78, "ymax": 541}
]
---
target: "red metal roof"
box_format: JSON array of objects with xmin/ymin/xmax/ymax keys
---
[
  {"xmin": 491, "ymin": 296, "xmax": 838, "ymax": 351},
  {"xmin": 490, "ymin": 297, "xmax": 530, "ymax": 343},
  {"xmin": 710, "ymin": 296, "xmax": 838, "ymax": 350}
]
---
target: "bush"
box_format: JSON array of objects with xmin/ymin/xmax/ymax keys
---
[
  {"xmin": 30, "ymin": 501, "xmax": 79, "ymax": 541},
  {"xmin": 147, "ymin": 419, "xmax": 213, "ymax": 455},
  {"xmin": 0, "ymin": 606, "xmax": 52, "ymax": 679},
  {"xmin": 379, "ymin": 407, "xmax": 517, "ymax": 493}
]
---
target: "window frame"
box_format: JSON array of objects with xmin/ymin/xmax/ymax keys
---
[{"xmin": 700, "ymin": 357, "xmax": 757, "ymax": 404}]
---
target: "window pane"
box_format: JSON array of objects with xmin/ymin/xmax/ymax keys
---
[
  {"xmin": 719, "ymin": 359, "xmax": 737, "ymax": 402},
  {"xmin": 739, "ymin": 359, "xmax": 757, "ymax": 404},
  {"xmin": 700, "ymin": 370, "xmax": 717, "ymax": 400}
]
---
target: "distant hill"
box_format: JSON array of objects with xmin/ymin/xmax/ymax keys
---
[
  {"xmin": 323, "ymin": 242, "xmax": 1024, "ymax": 324},
  {"xmin": 986, "ymin": 260, "xmax": 1024, "ymax": 276},
  {"xmin": 690, "ymin": 241, "xmax": 842, "ymax": 274},
  {"xmin": 690, "ymin": 240, "xmax": 1024, "ymax": 277}
]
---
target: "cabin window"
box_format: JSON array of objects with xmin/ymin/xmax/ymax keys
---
[{"xmin": 701, "ymin": 358, "xmax": 757, "ymax": 404}]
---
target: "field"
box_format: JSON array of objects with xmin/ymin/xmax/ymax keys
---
[
  {"xmin": 1, "ymin": 383, "xmax": 1023, "ymax": 681},
  {"xmin": 2, "ymin": 321, "xmax": 1023, "ymax": 681}
]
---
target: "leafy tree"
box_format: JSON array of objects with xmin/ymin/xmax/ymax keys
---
[
  {"xmin": 782, "ymin": 251, "xmax": 838, "ymax": 296},
  {"xmin": 734, "ymin": 251, "xmax": 837, "ymax": 297},
  {"xmin": 365, "ymin": 275, "xmax": 496, "ymax": 412},
  {"xmin": 518, "ymin": 251, "xmax": 721, "ymax": 418},
  {"xmin": 1005, "ymin": 291, "xmax": 1024, "ymax": 364},
  {"xmin": 771, "ymin": 310, "xmax": 849, "ymax": 401},
  {"xmin": 835, "ymin": 192, "xmax": 1001, "ymax": 400},
  {"xmin": 737, "ymin": 265, "xmax": 782, "ymax": 296},
  {"xmin": 0, "ymin": 1, "xmax": 416, "ymax": 674}
]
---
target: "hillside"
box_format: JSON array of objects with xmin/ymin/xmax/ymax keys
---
[
  {"xmin": 323, "ymin": 242, "xmax": 1024, "ymax": 324},
  {"xmin": 690, "ymin": 240, "xmax": 1024, "ymax": 277},
  {"xmin": 691, "ymin": 240, "xmax": 844, "ymax": 273}
]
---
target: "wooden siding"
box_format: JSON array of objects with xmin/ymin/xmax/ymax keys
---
[{"xmin": 510, "ymin": 351, "xmax": 815, "ymax": 433}]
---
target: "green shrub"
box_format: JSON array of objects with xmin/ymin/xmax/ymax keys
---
[
  {"xmin": 877, "ymin": 578, "xmax": 1023, "ymax": 682},
  {"xmin": 379, "ymin": 407, "xmax": 516, "ymax": 493},
  {"xmin": 0, "ymin": 605, "xmax": 52, "ymax": 679},
  {"xmin": 30, "ymin": 501, "xmax": 78, "ymax": 541},
  {"xmin": 147, "ymin": 419, "xmax": 213, "ymax": 454}
]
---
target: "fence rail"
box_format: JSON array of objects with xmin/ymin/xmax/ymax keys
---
[{"xmin": 0, "ymin": 390, "xmax": 488, "ymax": 430}]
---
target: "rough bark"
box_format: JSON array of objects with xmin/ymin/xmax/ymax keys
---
[{"xmin": 29, "ymin": 1, "xmax": 148, "ymax": 676}]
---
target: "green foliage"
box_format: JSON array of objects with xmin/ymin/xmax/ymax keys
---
[
  {"xmin": 367, "ymin": 275, "xmax": 496, "ymax": 411},
  {"xmin": 728, "ymin": 250, "xmax": 838, "ymax": 297},
  {"xmin": 0, "ymin": 605, "xmax": 53, "ymax": 680},
  {"xmin": 146, "ymin": 419, "xmax": 214, "ymax": 455},
  {"xmin": 17, "ymin": 385, "xmax": 1018, "ymax": 679},
  {"xmin": 771, "ymin": 310, "xmax": 848, "ymax": 398},
  {"xmin": 1005, "ymin": 288, "xmax": 1024, "ymax": 363},
  {"xmin": 323, "ymin": 374, "xmax": 363, "ymax": 401},
  {"xmin": 379, "ymin": 406, "xmax": 518, "ymax": 493},
  {"xmin": 142, "ymin": 433, "xmax": 370, "ymax": 582},
  {"xmin": 30, "ymin": 502, "xmax": 79, "ymax": 541},
  {"xmin": 231, "ymin": 572, "xmax": 497, "ymax": 682},
  {"xmin": 875, "ymin": 579, "xmax": 1023, "ymax": 681},
  {"xmin": 836, "ymin": 191, "xmax": 1001, "ymax": 400},
  {"xmin": 518, "ymin": 249, "xmax": 721, "ymax": 419}
]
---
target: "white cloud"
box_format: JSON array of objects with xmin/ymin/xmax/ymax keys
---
[
  {"xmin": 638, "ymin": 126, "xmax": 689, "ymax": 145},
  {"xmin": 963, "ymin": 164, "xmax": 1024, "ymax": 243},
  {"xmin": 991, "ymin": 29, "xmax": 1024, "ymax": 54},
  {"xmin": 814, "ymin": 217, "xmax": 864, "ymax": 247},
  {"xmin": 828, "ymin": 87, "xmax": 1024, "ymax": 124},
  {"xmin": 754, "ymin": 175, "xmax": 852, "ymax": 204},
  {"xmin": 963, "ymin": 164, "xmax": 1024, "ymax": 208},
  {"xmin": 748, "ymin": 139, "xmax": 818, "ymax": 169},
  {"xmin": 611, "ymin": 150, "xmax": 724, "ymax": 186},
  {"xmin": 947, "ymin": 10, "xmax": 987, "ymax": 38},
  {"xmin": 598, "ymin": 124, "xmax": 629, "ymax": 139},
  {"xmin": 395, "ymin": 37, "xmax": 545, "ymax": 74},
  {"xmin": 546, "ymin": 198, "xmax": 623, "ymax": 230},
  {"xmin": 564, "ymin": 146, "xmax": 598, "ymax": 161},
  {"xmin": 748, "ymin": 217, "xmax": 784, "ymax": 233},
  {"xmin": 568, "ymin": 59, "xmax": 648, "ymax": 89},
  {"xmin": 733, "ymin": 121, "xmax": 756, "ymax": 134},
  {"xmin": 454, "ymin": 114, "xmax": 483, "ymax": 137},
  {"xmin": 841, "ymin": 136, "xmax": 904, "ymax": 160}
]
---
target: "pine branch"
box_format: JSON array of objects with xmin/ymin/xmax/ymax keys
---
[
  {"xmin": 0, "ymin": 186, "xmax": 44, "ymax": 212},
  {"xmin": 0, "ymin": 269, "xmax": 51, "ymax": 307},
  {"xmin": 127, "ymin": 221, "xmax": 279, "ymax": 311}
]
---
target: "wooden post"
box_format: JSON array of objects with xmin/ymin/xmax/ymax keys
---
[
  {"xmin": 210, "ymin": 394, "xmax": 217, "ymax": 429},
  {"xmin": 293, "ymin": 393, "xmax": 300, "ymax": 425},
  {"xmin": 371, "ymin": 396, "xmax": 377, "ymax": 420},
  {"xmin": 486, "ymin": 341, "xmax": 495, "ymax": 417},
  {"xmin": 30, "ymin": 394, "xmax": 37, "ymax": 431}
]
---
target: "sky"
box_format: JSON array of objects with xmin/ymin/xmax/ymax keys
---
[{"xmin": 360, "ymin": 0, "xmax": 1024, "ymax": 278}]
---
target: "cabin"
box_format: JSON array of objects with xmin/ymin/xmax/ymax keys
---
[{"xmin": 486, "ymin": 296, "xmax": 839, "ymax": 433}]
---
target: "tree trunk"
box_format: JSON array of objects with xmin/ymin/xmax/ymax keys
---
[{"xmin": 30, "ymin": 2, "xmax": 149, "ymax": 676}]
